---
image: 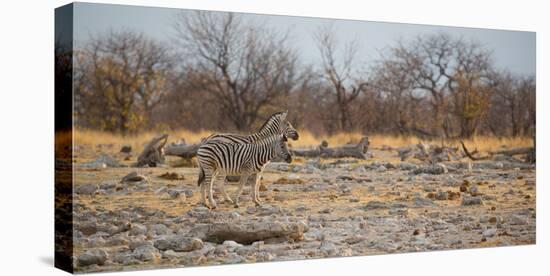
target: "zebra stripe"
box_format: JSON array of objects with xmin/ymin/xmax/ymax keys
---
[
  {"xmin": 197, "ymin": 134, "xmax": 291, "ymax": 208},
  {"xmin": 206, "ymin": 111, "xmax": 299, "ymax": 144},
  {"xmin": 197, "ymin": 111, "xmax": 298, "ymax": 206}
]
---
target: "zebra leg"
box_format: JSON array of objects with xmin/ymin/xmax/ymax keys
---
[
  {"xmin": 200, "ymin": 170, "xmax": 212, "ymax": 208},
  {"xmin": 218, "ymin": 173, "xmax": 234, "ymax": 204},
  {"xmin": 233, "ymin": 173, "xmax": 250, "ymax": 208},
  {"xmin": 207, "ymin": 171, "xmax": 218, "ymax": 209},
  {"xmin": 252, "ymin": 174, "xmax": 262, "ymax": 207},
  {"xmin": 254, "ymin": 173, "xmax": 262, "ymax": 202}
]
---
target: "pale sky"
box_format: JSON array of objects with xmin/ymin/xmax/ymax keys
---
[{"xmin": 72, "ymin": 2, "xmax": 536, "ymax": 76}]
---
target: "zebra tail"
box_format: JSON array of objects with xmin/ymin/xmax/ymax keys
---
[{"xmin": 197, "ymin": 167, "xmax": 205, "ymax": 187}]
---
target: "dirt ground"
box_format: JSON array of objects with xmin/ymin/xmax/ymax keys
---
[{"xmin": 69, "ymin": 144, "xmax": 536, "ymax": 273}]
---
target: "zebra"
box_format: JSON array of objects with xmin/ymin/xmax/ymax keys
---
[
  {"xmin": 199, "ymin": 111, "xmax": 298, "ymax": 206},
  {"xmin": 197, "ymin": 134, "xmax": 292, "ymax": 209},
  {"xmin": 206, "ymin": 111, "xmax": 299, "ymax": 143}
]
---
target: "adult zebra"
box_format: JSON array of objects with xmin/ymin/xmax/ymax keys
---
[
  {"xmin": 198, "ymin": 111, "xmax": 298, "ymax": 207},
  {"xmin": 197, "ymin": 134, "xmax": 292, "ymax": 209}
]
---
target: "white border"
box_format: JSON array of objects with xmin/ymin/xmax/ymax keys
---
[{"xmin": 0, "ymin": 0, "xmax": 547, "ymax": 275}]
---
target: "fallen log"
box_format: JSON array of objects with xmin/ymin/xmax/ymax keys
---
[
  {"xmin": 490, "ymin": 147, "xmax": 533, "ymax": 156},
  {"xmin": 461, "ymin": 141, "xmax": 535, "ymax": 163},
  {"xmin": 136, "ymin": 134, "xmax": 168, "ymax": 167},
  {"xmin": 399, "ymin": 143, "xmax": 459, "ymax": 163},
  {"xmin": 290, "ymin": 148, "xmax": 320, "ymax": 158},
  {"xmin": 164, "ymin": 141, "xmax": 201, "ymax": 159},
  {"xmin": 188, "ymin": 221, "xmax": 307, "ymax": 244},
  {"xmin": 290, "ymin": 137, "xmax": 369, "ymax": 159}
]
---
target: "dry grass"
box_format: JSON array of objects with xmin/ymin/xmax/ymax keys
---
[
  {"xmin": 74, "ymin": 128, "xmax": 212, "ymax": 153},
  {"xmin": 73, "ymin": 128, "xmax": 533, "ymax": 153}
]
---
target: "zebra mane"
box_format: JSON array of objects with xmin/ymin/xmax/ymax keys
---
[{"xmin": 255, "ymin": 111, "xmax": 285, "ymax": 134}]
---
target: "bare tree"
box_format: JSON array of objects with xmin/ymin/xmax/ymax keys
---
[
  {"xmin": 75, "ymin": 30, "xmax": 172, "ymax": 134},
  {"xmin": 487, "ymin": 71, "xmax": 536, "ymax": 136},
  {"xmin": 386, "ymin": 33, "xmax": 493, "ymax": 138},
  {"xmin": 314, "ymin": 24, "xmax": 368, "ymax": 132},
  {"xmin": 173, "ymin": 11, "xmax": 298, "ymax": 132}
]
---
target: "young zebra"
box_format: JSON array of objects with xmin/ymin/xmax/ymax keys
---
[
  {"xmin": 197, "ymin": 134, "xmax": 292, "ymax": 209},
  {"xmin": 200, "ymin": 111, "xmax": 298, "ymax": 205}
]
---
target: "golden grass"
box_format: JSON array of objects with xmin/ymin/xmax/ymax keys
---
[
  {"xmin": 73, "ymin": 128, "xmax": 533, "ymax": 153},
  {"xmin": 74, "ymin": 128, "xmax": 212, "ymax": 153}
]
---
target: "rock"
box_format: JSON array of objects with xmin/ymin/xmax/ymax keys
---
[
  {"xmin": 112, "ymin": 252, "xmax": 137, "ymax": 265},
  {"xmin": 344, "ymin": 235, "xmax": 366, "ymax": 244},
  {"xmin": 129, "ymin": 223, "xmax": 147, "ymax": 236},
  {"xmin": 167, "ymin": 189, "xmax": 185, "ymax": 199},
  {"xmin": 129, "ymin": 239, "xmax": 152, "ymax": 251},
  {"xmin": 320, "ymin": 208, "xmax": 331, "ymax": 214},
  {"xmin": 100, "ymin": 182, "xmax": 117, "ymax": 190},
  {"xmin": 153, "ymin": 236, "xmax": 204, "ymax": 252},
  {"xmin": 482, "ymin": 229, "xmax": 497, "ymax": 238},
  {"xmin": 412, "ymin": 164, "xmax": 448, "ymax": 175},
  {"xmin": 414, "ymin": 197, "xmax": 436, "ymax": 207},
  {"xmin": 228, "ymin": 212, "xmax": 241, "ymax": 220},
  {"xmin": 121, "ymin": 172, "xmax": 147, "ymax": 183},
  {"xmin": 133, "ymin": 243, "xmax": 160, "ymax": 261},
  {"xmin": 398, "ymin": 163, "xmax": 418, "ymax": 171},
  {"xmin": 162, "ymin": 249, "xmax": 185, "ymax": 259},
  {"xmin": 78, "ymin": 221, "xmax": 98, "ymax": 236},
  {"xmin": 158, "ymin": 172, "xmax": 185, "ymax": 180},
  {"xmin": 274, "ymin": 176, "xmax": 304, "ymax": 184},
  {"xmin": 469, "ymin": 185, "xmax": 479, "ymax": 196},
  {"xmin": 336, "ymin": 175, "xmax": 355, "ymax": 182},
  {"xmin": 462, "ymin": 196, "xmax": 483, "ymax": 206},
  {"xmin": 341, "ymin": 186, "xmax": 352, "ymax": 195},
  {"xmin": 362, "ymin": 201, "xmax": 388, "ymax": 210},
  {"xmin": 188, "ymin": 221, "xmax": 307, "ymax": 244},
  {"xmin": 106, "ymin": 235, "xmax": 129, "ymax": 246},
  {"xmin": 246, "ymin": 206, "xmax": 257, "ymax": 214},
  {"xmin": 320, "ymin": 241, "xmax": 337, "ymax": 256},
  {"xmin": 120, "ymin": 145, "xmax": 132, "ymax": 153},
  {"xmin": 435, "ymin": 191, "xmax": 448, "ymax": 200},
  {"xmin": 349, "ymin": 196, "xmax": 360, "ymax": 203},
  {"xmin": 257, "ymin": 204, "xmax": 281, "ymax": 216},
  {"xmin": 222, "ymin": 240, "xmax": 243, "ymax": 251},
  {"xmin": 75, "ymin": 184, "xmax": 98, "ymax": 195},
  {"xmin": 507, "ymin": 215, "xmax": 527, "ymax": 225},
  {"xmin": 274, "ymin": 194, "xmax": 288, "ymax": 202},
  {"xmin": 149, "ymin": 224, "xmax": 171, "ymax": 236},
  {"xmin": 88, "ymin": 236, "xmax": 106, "ymax": 247},
  {"xmin": 183, "ymin": 189, "xmax": 194, "ymax": 197},
  {"xmin": 77, "ymin": 249, "xmax": 108, "ymax": 266},
  {"xmin": 376, "ymin": 165, "xmax": 387, "ymax": 172},
  {"xmin": 79, "ymin": 154, "xmax": 125, "ymax": 169}
]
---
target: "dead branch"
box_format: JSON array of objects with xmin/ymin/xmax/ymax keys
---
[
  {"xmin": 164, "ymin": 140, "xmax": 201, "ymax": 159},
  {"xmin": 460, "ymin": 141, "xmax": 490, "ymax": 161},
  {"xmin": 292, "ymin": 137, "xmax": 369, "ymax": 159},
  {"xmin": 136, "ymin": 134, "xmax": 168, "ymax": 167}
]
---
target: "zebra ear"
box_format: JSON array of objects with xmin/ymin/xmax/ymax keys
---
[{"xmin": 280, "ymin": 110, "xmax": 288, "ymax": 121}]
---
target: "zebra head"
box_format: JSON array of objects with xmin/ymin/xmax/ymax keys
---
[
  {"xmin": 284, "ymin": 121, "xmax": 299, "ymax": 141},
  {"xmin": 256, "ymin": 111, "xmax": 299, "ymax": 141},
  {"xmin": 276, "ymin": 135, "xmax": 292, "ymax": 163}
]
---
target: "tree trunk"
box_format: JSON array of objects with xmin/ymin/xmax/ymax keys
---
[{"xmin": 136, "ymin": 134, "xmax": 168, "ymax": 167}]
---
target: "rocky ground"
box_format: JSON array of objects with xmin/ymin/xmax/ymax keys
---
[{"xmin": 70, "ymin": 145, "xmax": 536, "ymax": 273}]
